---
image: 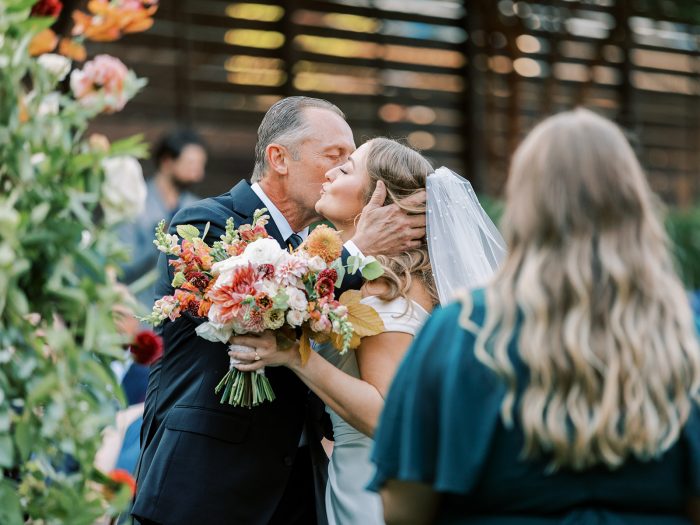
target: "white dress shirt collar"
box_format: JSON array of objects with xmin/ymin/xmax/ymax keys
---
[{"xmin": 251, "ymin": 182, "xmax": 309, "ymax": 241}]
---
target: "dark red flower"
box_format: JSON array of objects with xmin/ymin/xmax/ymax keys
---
[
  {"xmin": 315, "ymin": 276, "xmax": 335, "ymax": 299},
  {"xmin": 186, "ymin": 270, "xmax": 211, "ymax": 291},
  {"xmin": 31, "ymin": 0, "xmax": 63, "ymax": 17},
  {"xmin": 183, "ymin": 298, "xmax": 201, "ymax": 317},
  {"xmin": 318, "ymin": 268, "xmax": 338, "ymax": 284},
  {"xmin": 130, "ymin": 330, "xmax": 163, "ymax": 365}
]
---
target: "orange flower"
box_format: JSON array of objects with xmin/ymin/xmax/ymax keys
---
[
  {"xmin": 58, "ymin": 38, "xmax": 87, "ymax": 62},
  {"xmin": 72, "ymin": 9, "xmax": 121, "ymax": 42},
  {"xmin": 108, "ymin": 469, "xmax": 136, "ymax": 496},
  {"xmin": 72, "ymin": 0, "xmax": 158, "ymax": 42},
  {"xmin": 29, "ymin": 28, "xmax": 58, "ymax": 56},
  {"xmin": 302, "ymin": 225, "xmax": 343, "ymax": 263}
]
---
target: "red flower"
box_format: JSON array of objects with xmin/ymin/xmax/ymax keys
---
[
  {"xmin": 318, "ymin": 268, "xmax": 338, "ymax": 284},
  {"xmin": 130, "ymin": 330, "xmax": 163, "ymax": 365},
  {"xmin": 186, "ymin": 271, "xmax": 211, "ymax": 291},
  {"xmin": 315, "ymin": 277, "xmax": 335, "ymax": 299},
  {"xmin": 108, "ymin": 468, "xmax": 136, "ymax": 496},
  {"xmin": 31, "ymin": 0, "xmax": 63, "ymax": 17}
]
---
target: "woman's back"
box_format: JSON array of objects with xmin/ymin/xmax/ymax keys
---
[{"xmin": 370, "ymin": 289, "xmax": 700, "ymax": 524}]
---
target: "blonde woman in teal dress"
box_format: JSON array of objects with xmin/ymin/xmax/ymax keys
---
[
  {"xmin": 370, "ymin": 109, "xmax": 700, "ymax": 524},
  {"xmin": 230, "ymin": 137, "xmax": 504, "ymax": 524}
]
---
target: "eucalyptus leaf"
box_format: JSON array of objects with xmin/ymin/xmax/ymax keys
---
[
  {"xmin": 360, "ymin": 260, "xmax": 384, "ymax": 281},
  {"xmin": 177, "ymin": 224, "xmax": 200, "ymax": 241},
  {"xmin": 347, "ymin": 255, "xmax": 361, "ymax": 275},
  {"xmin": 330, "ymin": 258, "xmax": 346, "ymax": 288}
]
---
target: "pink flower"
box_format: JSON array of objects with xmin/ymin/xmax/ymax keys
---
[
  {"xmin": 310, "ymin": 316, "xmax": 332, "ymax": 333},
  {"xmin": 276, "ymin": 257, "xmax": 307, "ymax": 286},
  {"xmin": 154, "ymin": 295, "xmax": 180, "ymax": 321},
  {"xmin": 70, "ymin": 54, "xmax": 129, "ymax": 112}
]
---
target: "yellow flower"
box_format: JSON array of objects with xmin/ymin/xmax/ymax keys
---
[{"xmin": 303, "ymin": 224, "xmax": 343, "ymax": 263}]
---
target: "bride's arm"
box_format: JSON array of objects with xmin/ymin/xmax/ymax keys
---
[
  {"xmin": 229, "ymin": 330, "xmax": 414, "ymax": 438},
  {"xmin": 293, "ymin": 330, "xmax": 413, "ymax": 437}
]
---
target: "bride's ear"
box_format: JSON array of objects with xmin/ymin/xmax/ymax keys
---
[{"xmin": 266, "ymin": 143, "xmax": 289, "ymax": 175}]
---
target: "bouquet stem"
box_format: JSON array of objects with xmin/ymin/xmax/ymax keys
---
[{"xmin": 215, "ymin": 344, "xmax": 276, "ymax": 408}]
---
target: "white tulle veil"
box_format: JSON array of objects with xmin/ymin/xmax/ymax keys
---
[{"xmin": 426, "ymin": 167, "xmax": 506, "ymax": 305}]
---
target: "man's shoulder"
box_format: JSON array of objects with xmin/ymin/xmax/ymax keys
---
[{"xmin": 171, "ymin": 194, "xmax": 232, "ymax": 227}]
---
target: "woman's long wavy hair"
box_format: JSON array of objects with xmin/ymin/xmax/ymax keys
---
[
  {"xmin": 474, "ymin": 109, "xmax": 700, "ymax": 471},
  {"xmin": 361, "ymin": 138, "xmax": 439, "ymax": 306}
]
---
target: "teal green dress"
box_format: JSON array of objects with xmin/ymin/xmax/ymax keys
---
[{"xmin": 369, "ymin": 289, "xmax": 700, "ymax": 524}]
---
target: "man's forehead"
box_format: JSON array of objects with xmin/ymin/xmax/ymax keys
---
[{"xmin": 302, "ymin": 108, "xmax": 354, "ymax": 143}]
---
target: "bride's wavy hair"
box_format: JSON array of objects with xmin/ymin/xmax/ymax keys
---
[
  {"xmin": 471, "ymin": 108, "xmax": 700, "ymax": 471},
  {"xmin": 361, "ymin": 138, "xmax": 439, "ymax": 306}
]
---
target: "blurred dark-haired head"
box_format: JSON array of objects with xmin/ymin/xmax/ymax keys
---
[{"xmin": 154, "ymin": 129, "xmax": 207, "ymax": 190}]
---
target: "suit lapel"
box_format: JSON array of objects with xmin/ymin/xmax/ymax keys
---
[{"xmin": 227, "ymin": 180, "xmax": 285, "ymax": 246}]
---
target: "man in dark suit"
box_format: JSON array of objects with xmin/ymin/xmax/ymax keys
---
[{"xmin": 132, "ymin": 96, "xmax": 426, "ymax": 525}]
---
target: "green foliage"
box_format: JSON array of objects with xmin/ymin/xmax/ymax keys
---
[
  {"xmin": 479, "ymin": 194, "xmax": 700, "ymax": 291},
  {"xmin": 666, "ymin": 206, "xmax": 700, "ymax": 291},
  {"xmin": 0, "ymin": 0, "xmax": 148, "ymax": 522}
]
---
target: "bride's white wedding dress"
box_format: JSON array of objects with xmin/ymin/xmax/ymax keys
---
[{"xmin": 315, "ymin": 295, "xmax": 429, "ymax": 525}]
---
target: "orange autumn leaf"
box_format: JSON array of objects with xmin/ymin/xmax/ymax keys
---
[
  {"xmin": 59, "ymin": 38, "xmax": 87, "ymax": 62},
  {"xmin": 299, "ymin": 325, "xmax": 312, "ymax": 365},
  {"xmin": 338, "ymin": 290, "xmax": 385, "ymax": 339},
  {"xmin": 29, "ymin": 28, "xmax": 58, "ymax": 56}
]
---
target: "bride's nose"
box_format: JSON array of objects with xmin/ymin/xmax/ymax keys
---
[{"xmin": 324, "ymin": 168, "xmax": 337, "ymax": 182}]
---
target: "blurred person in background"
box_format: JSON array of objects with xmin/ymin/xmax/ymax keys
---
[
  {"xmin": 119, "ymin": 128, "xmax": 208, "ymax": 313},
  {"xmin": 115, "ymin": 129, "xmax": 207, "ymax": 408},
  {"xmin": 369, "ymin": 108, "xmax": 700, "ymax": 524}
]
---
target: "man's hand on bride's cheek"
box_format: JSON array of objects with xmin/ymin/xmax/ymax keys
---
[
  {"xmin": 229, "ymin": 331, "xmax": 301, "ymax": 371},
  {"xmin": 351, "ymin": 180, "xmax": 427, "ymax": 257}
]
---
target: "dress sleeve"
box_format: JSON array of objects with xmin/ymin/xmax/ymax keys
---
[
  {"xmin": 368, "ymin": 289, "xmax": 505, "ymax": 494},
  {"xmin": 684, "ymin": 315, "xmax": 700, "ymax": 495}
]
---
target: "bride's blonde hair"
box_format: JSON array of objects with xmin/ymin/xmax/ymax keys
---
[
  {"xmin": 361, "ymin": 138, "xmax": 438, "ymax": 306},
  {"xmin": 474, "ymin": 108, "xmax": 700, "ymax": 471}
]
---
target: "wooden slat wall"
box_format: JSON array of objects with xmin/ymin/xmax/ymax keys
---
[
  {"xmin": 468, "ymin": 0, "xmax": 700, "ymax": 204},
  {"xmin": 87, "ymin": 1, "xmax": 699, "ymax": 205}
]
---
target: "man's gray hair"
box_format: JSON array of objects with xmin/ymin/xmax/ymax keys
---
[{"xmin": 251, "ymin": 96, "xmax": 346, "ymax": 182}]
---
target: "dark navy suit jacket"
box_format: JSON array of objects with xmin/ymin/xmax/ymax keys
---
[{"xmin": 132, "ymin": 180, "xmax": 362, "ymax": 525}]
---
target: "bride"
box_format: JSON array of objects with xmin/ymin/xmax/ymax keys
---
[{"xmin": 229, "ymin": 137, "xmax": 505, "ymax": 524}]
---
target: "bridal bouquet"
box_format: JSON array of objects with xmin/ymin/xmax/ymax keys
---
[{"xmin": 142, "ymin": 209, "xmax": 384, "ymax": 407}]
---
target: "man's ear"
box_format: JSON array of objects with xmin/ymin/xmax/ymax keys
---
[{"xmin": 266, "ymin": 143, "xmax": 289, "ymax": 175}]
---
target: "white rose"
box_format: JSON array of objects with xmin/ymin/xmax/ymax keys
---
[
  {"xmin": 100, "ymin": 156, "xmax": 147, "ymax": 224},
  {"xmin": 243, "ymin": 238, "xmax": 288, "ymax": 267},
  {"xmin": 211, "ymin": 255, "xmax": 247, "ymax": 279},
  {"xmin": 306, "ymin": 255, "xmax": 326, "ymax": 272},
  {"xmin": 286, "ymin": 287, "xmax": 308, "ymax": 311},
  {"xmin": 257, "ymin": 279, "xmax": 280, "ymax": 298},
  {"xmin": 195, "ymin": 321, "xmax": 232, "ymax": 343},
  {"xmin": 286, "ymin": 309, "xmax": 307, "ymax": 327},
  {"xmin": 38, "ymin": 54, "xmax": 72, "ymax": 81}
]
